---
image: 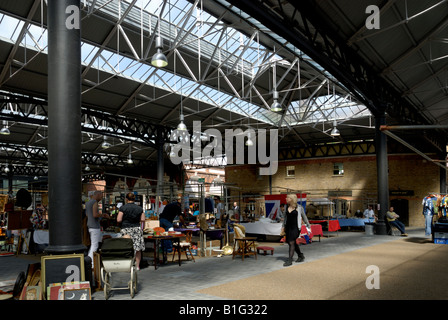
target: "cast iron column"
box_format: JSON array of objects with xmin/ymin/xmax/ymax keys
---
[
  {"xmin": 440, "ymin": 151, "xmax": 447, "ymax": 193},
  {"xmin": 375, "ymin": 113, "xmax": 389, "ymax": 235},
  {"xmin": 156, "ymin": 126, "xmax": 164, "ymax": 215},
  {"xmin": 46, "ymin": 0, "xmax": 85, "ymax": 254}
]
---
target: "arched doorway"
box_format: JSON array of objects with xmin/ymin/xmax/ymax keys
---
[{"xmin": 390, "ymin": 199, "xmax": 409, "ymax": 226}]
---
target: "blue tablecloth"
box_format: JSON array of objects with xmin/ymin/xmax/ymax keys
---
[{"xmin": 337, "ymin": 218, "xmax": 372, "ymax": 227}]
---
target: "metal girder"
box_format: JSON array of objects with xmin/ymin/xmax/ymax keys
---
[
  {"xmin": 223, "ymin": 0, "xmax": 446, "ymax": 152},
  {"xmin": 223, "ymin": 1, "xmax": 434, "ymax": 123},
  {"xmin": 278, "ymin": 141, "xmax": 376, "ymax": 161},
  {"xmin": 0, "ymin": 93, "xmax": 173, "ymax": 148}
]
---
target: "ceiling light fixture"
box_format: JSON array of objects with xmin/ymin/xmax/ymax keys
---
[
  {"xmin": 101, "ymin": 136, "xmax": 112, "ymax": 149},
  {"xmin": 177, "ymin": 114, "xmax": 187, "ymax": 131},
  {"xmin": 151, "ymin": 36, "xmax": 168, "ymax": 68},
  {"xmin": 270, "ymin": 91, "xmax": 282, "ymax": 112},
  {"xmin": 177, "ymin": 92, "xmax": 187, "ymax": 131},
  {"xmin": 331, "ymin": 120, "xmax": 340, "ymax": 136},
  {"xmin": 245, "ymin": 132, "xmax": 254, "ymax": 146},
  {"xmin": 127, "ymin": 143, "xmax": 133, "ymax": 164},
  {"xmin": 0, "ymin": 121, "xmax": 10, "ymax": 135},
  {"xmin": 270, "ymin": 61, "xmax": 282, "ymax": 112}
]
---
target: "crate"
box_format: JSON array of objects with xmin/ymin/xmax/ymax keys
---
[
  {"xmin": 434, "ymin": 232, "xmax": 448, "ymax": 239},
  {"xmin": 434, "ymin": 238, "xmax": 448, "ymax": 244}
]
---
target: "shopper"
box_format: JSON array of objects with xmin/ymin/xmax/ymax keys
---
[
  {"xmin": 277, "ymin": 203, "xmax": 286, "ymax": 222},
  {"xmin": 281, "ymin": 194, "xmax": 311, "ymax": 266},
  {"xmin": 386, "ymin": 206, "xmax": 408, "ymax": 236},
  {"xmin": 116, "ymin": 192, "xmax": 146, "ymax": 270},
  {"xmin": 86, "ymin": 191, "xmax": 109, "ymax": 267},
  {"xmin": 233, "ymin": 202, "xmax": 239, "ymax": 221},
  {"xmin": 214, "ymin": 196, "xmax": 224, "ymax": 227},
  {"xmin": 422, "ymin": 195, "xmax": 435, "ymax": 236}
]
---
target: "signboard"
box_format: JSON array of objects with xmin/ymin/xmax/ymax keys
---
[
  {"xmin": 389, "ymin": 190, "xmax": 414, "ymax": 196},
  {"xmin": 41, "ymin": 254, "xmax": 85, "ymax": 296}
]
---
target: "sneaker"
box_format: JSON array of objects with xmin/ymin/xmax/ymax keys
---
[{"xmin": 401, "ymin": 233, "xmax": 408, "ymax": 237}]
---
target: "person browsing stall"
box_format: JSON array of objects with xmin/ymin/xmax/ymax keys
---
[
  {"xmin": 86, "ymin": 191, "xmax": 110, "ymax": 267},
  {"xmin": 214, "ymin": 196, "xmax": 224, "ymax": 227},
  {"xmin": 117, "ymin": 192, "xmax": 146, "ymax": 270}
]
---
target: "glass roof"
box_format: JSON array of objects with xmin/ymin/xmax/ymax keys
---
[{"xmin": 0, "ymin": 0, "xmax": 370, "ymax": 128}]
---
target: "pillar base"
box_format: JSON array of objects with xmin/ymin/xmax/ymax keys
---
[
  {"xmin": 45, "ymin": 244, "xmax": 86, "ymax": 255},
  {"xmin": 375, "ymin": 221, "xmax": 388, "ymax": 235}
]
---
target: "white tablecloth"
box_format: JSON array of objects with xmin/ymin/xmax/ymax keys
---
[
  {"xmin": 33, "ymin": 230, "xmax": 49, "ymax": 244},
  {"xmin": 240, "ymin": 220, "xmax": 282, "ymax": 236},
  {"xmin": 32, "ymin": 230, "xmax": 120, "ymax": 245}
]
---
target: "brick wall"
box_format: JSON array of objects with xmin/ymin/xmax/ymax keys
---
[{"xmin": 225, "ymin": 154, "xmax": 444, "ymax": 227}]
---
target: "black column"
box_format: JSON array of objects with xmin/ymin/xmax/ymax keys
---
[
  {"xmin": 375, "ymin": 113, "xmax": 388, "ymax": 235},
  {"xmin": 440, "ymin": 152, "xmax": 447, "ymax": 194},
  {"xmin": 156, "ymin": 126, "xmax": 164, "ymax": 215},
  {"xmin": 46, "ymin": 0, "xmax": 85, "ymax": 254}
]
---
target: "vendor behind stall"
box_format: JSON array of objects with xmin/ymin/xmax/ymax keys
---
[
  {"xmin": 159, "ymin": 199, "xmax": 185, "ymax": 253},
  {"xmin": 159, "ymin": 198, "xmax": 185, "ymax": 230}
]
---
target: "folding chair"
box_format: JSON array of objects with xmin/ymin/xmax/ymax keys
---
[{"xmin": 387, "ymin": 221, "xmax": 400, "ymax": 236}]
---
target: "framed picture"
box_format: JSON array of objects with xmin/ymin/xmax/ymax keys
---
[
  {"xmin": 63, "ymin": 288, "xmax": 91, "ymax": 300},
  {"xmin": 47, "ymin": 281, "xmax": 90, "ymax": 300},
  {"xmin": 19, "ymin": 286, "xmax": 42, "ymax": 300},
  {"xmin": 41, "ymin": 254, "xmax": 85, "ymax": 296},
  {"xmin": 93, "ymin": 252, "xmax": 102, "ymax": 289}
]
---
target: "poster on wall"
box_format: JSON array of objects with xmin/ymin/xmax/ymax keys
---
[{"xmin": 264, "ymin": 194, "xmax": 307, "ymax": 220}]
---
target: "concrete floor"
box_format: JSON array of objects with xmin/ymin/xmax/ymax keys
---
[{"xmin": 1, "ymin": 227, "xmax": 446, "ymax": 306}]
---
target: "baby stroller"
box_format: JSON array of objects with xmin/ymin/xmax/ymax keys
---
[{"xmin": 100, "ymin": 237, "xmax": 138, "ymax": 300}]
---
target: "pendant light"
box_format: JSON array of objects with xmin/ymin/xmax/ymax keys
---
[
  {"xmin": 151, "ymin": 9, "xmax": 168, "ymax": 68},
  {"xmin": 101, "ymin": 136, "xmax": 112, "ymax": 149},
  {"xmin": 177, "ymin": 114, "xmax": 187, "ymax": 131},
  {"xmin": 330, "ymin": 120, "xmax": 340, "ymax": 136},
  {"xmin": 270, "ymin": 61, "xmax": 282, "ymax": 112},
  {"xmin": 245, "ymin": 132, "xmax": 254, "ymax": 146},
  {"xmin": 0, "ymin": 121, "xmax": 10, "ymax": 135},
  {"xmin": 177, "ymin": 84, "xmax": 187, "ymax": 131},
  {"xmin": 151, "ymin": 36, "xmax": 168, "ymax": 68},
  {"xmin": 127, "ymin": 143, "xmax": 133, "ymax": 164},
  {"xmin": 270, "ymin": 91, "xmax": 282, "ymax": 112}
]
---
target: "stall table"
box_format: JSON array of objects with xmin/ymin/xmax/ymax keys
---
[
  {"xmin": 143, "ymin": 234, "xmax": 185, "ymax": 270},
  {"xmin": 174, "ymin": 227, "xmax": 199, "ymax": 243},
  {"xmin": 336, "ymin": 218, "xmax": 373, "ymax": 228},
  {"xmin": 309, "ymin": 220, "xmax": 341, "ymax": 234},
  {"xmin": 240, "ymin": 220, "xmax": 323, "ymax": 242}
]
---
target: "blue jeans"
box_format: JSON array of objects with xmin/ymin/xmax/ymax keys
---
[
  {"xmin": 159, "ymin": 218, "xmax": 173, "ymax": 252},
  {"xmin": 390, "ymin": 220, "xmax": 406, "ymax": 234},
  {"xmin": 424, "ymin": 215, "xmax": 433, "ymax": 236}
]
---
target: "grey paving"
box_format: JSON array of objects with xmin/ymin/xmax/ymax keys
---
[{"xmin": 0, "ymin": 227, "xmax": 430, "ymax": 300}]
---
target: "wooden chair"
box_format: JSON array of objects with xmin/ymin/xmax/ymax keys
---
[
  {"xmin": 172, "ymin": 241, "xmax": 195, "ymax": 262},
  {"xmin": 232, "ymin": 225, "xmax": 257, "ymax": 261}
]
